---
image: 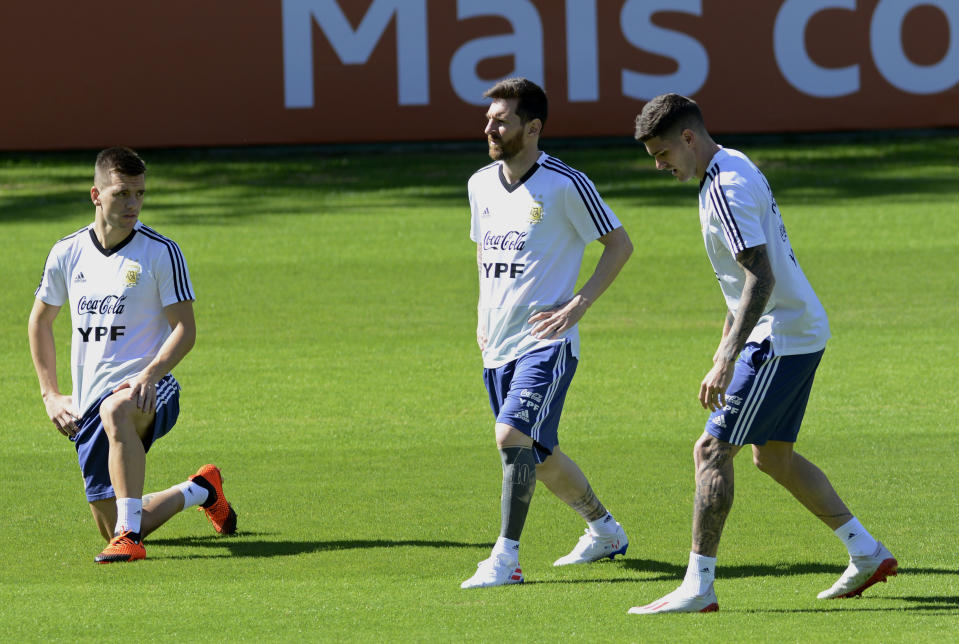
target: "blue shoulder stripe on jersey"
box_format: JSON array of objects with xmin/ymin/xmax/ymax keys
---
[
  {"xmin": 543, "ymin": 157, "xmax": 613, "ymax": 233},
  {"xmin": 137, "ymin": 225, "xmax": 194, "ymax": 302},
  {"xmin": 707, "ymin": 165, "xmax": 746, "ymax": 254},
  {"xmin": 541, "ymin": 158, "xmax": 613, "ymax": 236},
  {"xmin": 139, "ymin": 225, "xmax": 193, "ymax": 301}
]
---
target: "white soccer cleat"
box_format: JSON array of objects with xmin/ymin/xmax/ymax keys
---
[
  {"xmin": 628, "ymin": 585, "xmax": 719, "ymax": 614},
  {"xmin": 817, "ymin": 541, "xmax": 898, "ymax": 599},
  {"xmin": 553, "ymin": 523, "xmax": 629, "ymax": 566},
  {"xmin": 460, "ymin": 554, "xmax": 524, "ymax": 589}
]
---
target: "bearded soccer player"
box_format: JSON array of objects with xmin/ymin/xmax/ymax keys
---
[
  {"xmin": 29, "ymin": 147, "xmax": 237, "ymax": 563},
  {"xmin": 628, "ymin": 94, "xmax": 896, "ymax": 613},
  {"xmin": 461, "ymin": 78, "xmax": 634, "ymax": 589}
]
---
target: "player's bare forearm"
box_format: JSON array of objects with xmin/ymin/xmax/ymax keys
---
[
  {"xmin": 136, "ymin": 300, "xmax": 197, "ymax": 385},
  {"xmin": 714, "ymin": 245, "xmax": 774, "ymax": 364},
  {"xmin": 528, "ymin": 227, "xmax": 632, "ymax": 338},
  {"xmin": 28, "ymin": 300, "xmax": 62, "ymax": 399},
  {"xmin": 701, "ymin": 247, "xmax": 773, "ymax": 409},
  {"xmin": 710, "ymin": 311, "xmax": 735, "ymax": 364},
  {"xmin": 576, "ymin": 226, "xmax": 633, "ymax": 306},
  {"xmin": 29, "ymin": 299, "xmax": 79, "ymax": 435}
]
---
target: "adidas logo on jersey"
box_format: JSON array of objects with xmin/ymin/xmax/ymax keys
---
[
  {"xmin": 73, "ymin": 272, "xmax": 86, "ymax": 283},
  {"xmin": 515, "ymin": 409, "xmax": 530, "ymax": 422},
  {"xmin": 481, "ymin": 207, "xmax": 490, "ymax": 216}
]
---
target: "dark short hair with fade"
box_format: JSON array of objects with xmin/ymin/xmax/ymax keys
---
[
  {"xmin": 484, "ymin": 77, "xmax": 548, "ymax": 130},
  {"xmin": 634, "ymin": 93, "xmax": 705, "ymax": 142},
  {"xmin": 95, "ymin": 146, "xmax": 146, "ymax": 186}
]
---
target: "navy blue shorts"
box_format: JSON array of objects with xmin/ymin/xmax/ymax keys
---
[
  {"xmin": 705, "ymin": 340, "xmax": 824, "ymax": 446},
  {"xmin": 483, "ymin": 340, "xmax": 578, "ymax": 464},
  {"xmin": 71, "ymin": 374, "xmax": 181, "ymax": 502}
]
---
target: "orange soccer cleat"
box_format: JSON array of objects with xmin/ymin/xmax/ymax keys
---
[
  {"xmin": 95, "ymin": 531, "xmax": 146, "ymax": 564},
  {"xmin": 190, "ymin": 464, "xmax": 238, "ymax": 535}
]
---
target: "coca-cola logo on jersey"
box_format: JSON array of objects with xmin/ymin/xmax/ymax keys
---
[
  {"xmin": 483, "ymin": 230, "xmax": 527, "ymax": 251},
  {"xmin": 77, "ymin": 295, "xmax": 126, "ymax": 315}
]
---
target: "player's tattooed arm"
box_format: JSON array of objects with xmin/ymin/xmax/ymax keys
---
[
  {"xmin": 716, "ymin": 244, "xmax": 775, "ymax": 363},
  {"xmin": 701, "ymin": 245, "xmax": 775, "ymax": 409}
]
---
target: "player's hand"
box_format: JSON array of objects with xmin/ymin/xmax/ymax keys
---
[
  {"xmin": 113, "ymin": 376, "xmax": 158, "ymax": 413},
  {"xmin": 528, "ymin": 295, "xmax": 588, "ymax": 339},
  {"xmin": 477, "ymin": 324, "xmax": 488, "ymax": 351},
  {"xmin": 699, "ymin": 360, "xmax": 736, "ymax": 411},
  {"xmin": 43, "ymin": 393, "xmax": 80, "ymax": 438}
]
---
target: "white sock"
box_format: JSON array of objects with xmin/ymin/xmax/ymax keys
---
[
  {"xmin": 176, "ymin": 480, "xmax": 210, "ymax": 509},
  {"xmin": 587, "ymin": 512, "xmax": 618, "ymax": 536},
  {"xmin": 681, "ymin": 551, "xmax": 716, "ymax": 595},
  {"xmin": 115, "ymin": 497, "xmax": 142, "ymax": 535},
  {"xmin": 492, "ymin": 536, "xmax": 520, "ymax": 560},
  {"xmin": 834, "ymin": 517, "xmax": 879, "ymax": 557}
]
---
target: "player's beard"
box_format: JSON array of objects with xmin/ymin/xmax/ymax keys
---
[{"xmin": 487, "ymin": 128, "xmax": 525, "ymax": 161}]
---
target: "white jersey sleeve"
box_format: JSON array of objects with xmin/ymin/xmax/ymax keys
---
[
  {"xmin": 469, "ymin": 162, "xmax": 497, "ymax": 244},
  {"xmin": 705, "ymin": 169, "xmax": 767, "ymax": 255},
  {"xmin": 541, "ymin": 157, "xmax": 619, "ymax": 243},
  {"xmin": 138, "ymin": 226, "xmax": 195, "ymax": 306},
  {"xmin": 35, "ymin": 228, "xmax": 85, "ymax": 306}
]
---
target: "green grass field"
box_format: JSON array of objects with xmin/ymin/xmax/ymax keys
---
[{"xmin": 1, "ymin": 134, "xmax": 957, "ymax": 642}]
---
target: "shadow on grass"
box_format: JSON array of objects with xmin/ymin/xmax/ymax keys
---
[
  {"xmin": 889, "ymin": 595, "xmax": 959, "ymax": 610},
  {"xmin": 735, "ymin": 595, "xmax": 959, "ymax": 614},
  {"xmin": 621, "ymin": 557, "xmax": 846, "ymax": 579},
  {"xmin": 622, "ymin": 558, "xmax": 958, "ymax": 580},
  {"xmin": 146, "ymin": 532, "xmax": 494, "ymax": 559}
]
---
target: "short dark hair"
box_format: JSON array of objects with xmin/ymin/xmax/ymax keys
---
[
  {"xmin": 94, "ymin": 146, "xmax": 146, "ymax": 186},
  {"xmin": 634, "ymin": 93, "xmax": 705, "ymax": 142},
  {"xmin": 484, "ymin": 77, "xmax": 548, "ymax": 130}
]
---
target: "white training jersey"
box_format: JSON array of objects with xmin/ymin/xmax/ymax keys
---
[
  {"xmin": 469, "ymin": 151, "xmax": 621, "ymax": 368},
  {"xmin": 699, "ymin": 147, "xmax": 830, "ymax": 355},
  {"xmin": 35, "ymin": 221, "xmax": 195, "ymax": 416}
]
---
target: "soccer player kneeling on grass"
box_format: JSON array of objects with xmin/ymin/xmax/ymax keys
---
[
  {"xmin": 28, "ymin": 147, "xmax": 237, "ymax": 563},
  {"xmin": 461, "ymin": 78, "xmax": 634, "ymax": 589},
  {"xmin": 627, "ymin": 94, "xmax": 896, "ymax": 613}
]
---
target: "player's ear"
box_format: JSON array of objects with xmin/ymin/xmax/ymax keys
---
[
  {"xmin": 526, "ymin": 119, "xmax": 542, "ymax": 138},
  {"xmin": 681, "ymin": 128, "xmax": 695, "ymax": 146},
  {"xmin": 90, "ymin": 186, "xmax": 100, "ymax": 206}
]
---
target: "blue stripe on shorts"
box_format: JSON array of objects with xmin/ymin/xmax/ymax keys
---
[
  {"xmin": 72, "ymin": 374, "xmax": 181, "ymax": 502},
  {"xmin": 483, "ymin": 340, "xmax": 578, "ymax": 463},
  {"xmin": 705, "ymin": 340, "xmax": 824, "ymax": 446}
]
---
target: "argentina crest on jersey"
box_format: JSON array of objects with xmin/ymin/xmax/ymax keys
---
[
  {"xmin": 123, "ymin": 260, "xmax": 142, "ymax": 288},
  {"xmin": 528, "ymin": 196, "xmax": 545, "ymax": 224}
]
